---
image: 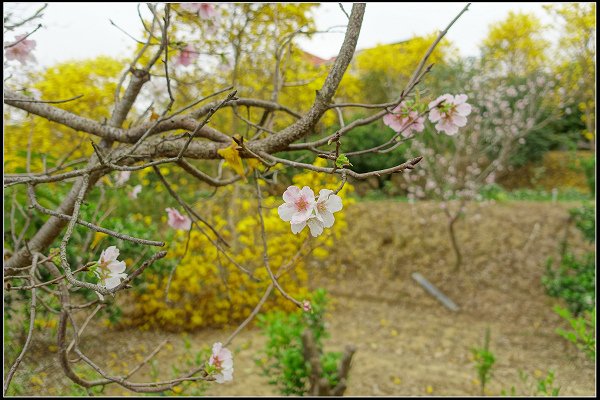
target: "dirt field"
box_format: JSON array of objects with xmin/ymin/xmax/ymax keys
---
[{"xmin": 6, "ymin": 200, "xmax": 596, "ymax": 396}]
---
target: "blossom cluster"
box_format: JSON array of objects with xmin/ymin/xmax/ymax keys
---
[
  {"xmin": 278, "ymin": 186, "xmax": 343, "ymax": 237},
  {"xmin": 175, "ymin": 3, "xmax": 219, "ymax": 66},
  {"xmin": 4, "ymin": 34, "xmax": 36, "ymax": 65},
  {"xmin": 382, "ymin": 101, "xmax": 425, "ymax": 137},
  {"xmin": 383, "ymin": 93, "xmax": 472, "ymax": 136}
]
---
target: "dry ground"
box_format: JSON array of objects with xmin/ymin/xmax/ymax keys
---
[{"xmin": 5, "ymin": 200, "xmax": 596, "ymax": 396}]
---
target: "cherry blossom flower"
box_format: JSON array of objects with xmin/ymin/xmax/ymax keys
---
[
  {"xmin": 278, "ymin": 186, "xmax": 316, "ymax": 225},
  {"xmin": 115, "ymin": 170, "xmax": 131, "ymax": 186},
  {"xmin": 166, "ymin": 208, "xmax": 192, "ymax": 231},
  {"xmin": 209, "ymin": 342, "xmax": 233, "ymax": 383},
  {"xmin": 128, "ymin": 184, "xmax": 142, "ymax": 199},
  {"xmin": 302, "ymin": 300, "xmax": 312, "ymax": 312},
  {"xmin": 313, "ymin": 189, "xmax": 343, "ymax": 230},
  {"xmin": 4, "ymin": 34, "xmax": 36, "ymax": 65},
  {"xmin": 428, "ymin": 94, "xmax": 472, "ymax": 135},
  {"xmin": 181, "ymin": 3, "xmax": 217, "ymax": 20},
  {"xmin": 383, "ymin": 102, "xmax": 425, "ymax": 137},
  {"xmin": 96, "ymin": 246, "xmax": 128, "ymax": 290},
  {"xmin": 176, "ymin": 44, "xmax": 198, "ymax": 66}
]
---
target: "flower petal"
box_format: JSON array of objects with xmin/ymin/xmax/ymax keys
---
[
  {"xmin": 451, "ymin": 114, "xmax": 467, "ymax": 127},
  {"xmin": 428, "ymin": 108, "xmax": 441, "ymax": 122},
  {"xmin": 325, "ymin": 194, "xmax": 343, "ymax": 213},
  {"xmin": 300, "ymin": 186, "xmax": 315, "ymax": 201},
  {"xmin": 454, "ymin": 94, "xmax": 468, "ymax": 104},
  {"xmin": 318, "ymin": 189, "xmax": 334, "ymax": 200},
  {"xmin": 307, "ymin": 219, "xmax": 324, "ymax": 237},
  {"xmin": 291, "ymin": 221, "xmax": 306, "ymax": 234},
  {"xmin": 104, "ymin": 275, "xmax": 122, "ymax": 289},
  {"xmin": 320, "ymin": 210, "xmax": 335, "ymax": 228},
  {"xmin": 102, "ymin": 246, "xmax": 120, "ymax": 263},
  {"xmin": 291, "ymin": 207, "xmax": 314, "ymax": 224},
  {"xmin": 282, "ymin": 186, "xmax": 301, "ymax": 203},
  {"xmin": 107, "ymin": 260, "xmax": 126, "ymax": 274},
  {"xmin": 278, "ymin": 203, "xmax": 296, "ymax": 222},
  {"xmin": 456, "ymin": 103, "xmax": 472, "ymax": 116}
]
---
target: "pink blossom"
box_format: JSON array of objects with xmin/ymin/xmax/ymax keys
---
[
  {"xmin": 313, "ymin": 189, "xmax": 343, "ymax": 230},
  {"xmin": 302, "ymin": 300, "xmax": 312, "ymax": 312},
  {"xmin": 209, "ymin": 342, "xmax": 233, "ymax": 383},
  {"xmin": 176, "ymin": 44, "xmax": 198, "ymax": 66},
  {"xmin": 428, "ymin": 94, "xmax": 472, "ymax": 135},
  {"xmin": 4, "ymin": 34, "xmax": 36, "ymax": 65},
  {"xmin": 166, "ymin": 208, "xmax": 192, "ymax": 231},
  {"xmin": 181, "ymin": 3, "xmax": 217, "ymax": 20},
  {"xmin": 128, "ymin": 184, "xmax": 142, "ymax": 199},
  {"xmin": 278, "ymin": 186, "xmax": 316, "ymax": 225},
  {"xmin": 96, "ymin": 246, "xmax": 128, "ymax": 290},
  {"xmin": 383, "ymin": 102, "xmax": 425, "ymax": 137},
  {"xmin": 115, "ymin": 170, "xmax": 131, "ymax": 186}
]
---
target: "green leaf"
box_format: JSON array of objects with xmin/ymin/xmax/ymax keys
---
[{"xmin": 335, "ymin": 154, "xmax": 352, "ymax": 168}]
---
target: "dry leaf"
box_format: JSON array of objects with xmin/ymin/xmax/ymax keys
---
[{"xmin": 217, "ymin": 140, "xmax": 247, "ymax": 181}]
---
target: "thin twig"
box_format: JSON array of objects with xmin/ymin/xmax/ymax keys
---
[{"xmin": 3, "ymin": 254, "xmax": 39, "ymax": 396}]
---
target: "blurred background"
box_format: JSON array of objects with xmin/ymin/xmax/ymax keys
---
[{"xmin": 3, "ymin": 2, "xmax": 595, "ymax": 396}]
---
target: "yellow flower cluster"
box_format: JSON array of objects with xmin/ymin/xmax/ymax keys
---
[{"xmin": 121, "ymin": 162, "xmax": 354, "ymax": 331}]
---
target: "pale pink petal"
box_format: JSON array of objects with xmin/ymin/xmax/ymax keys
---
[
  {"xmin": 221, "ymin": 357, "xmax": 233, "ymax": 369},
  {"xmin": 282, "ymin": 186, "xmax": 301, "ymax": 203},
  {"xmin": 323, "ymin": 194, "xmax": 343, "ymax": 212},
  {"xmin": 385, "ymin": 115, "xmax": 405, "ymax": 133},
  {"xmin": 313, "ymin": 210, "xmax": 325, "ymax": 223},
  {"xmin": 383, "ymin": 112, "xmax": 398, "ymax": 128},
  {"xmin": 107, "ymin": 260, "xmax": 126, "ymax": 274},
  {"xmin": 307, "ymin": 219, "xmax": 324, "ymax": 237},
  {"xmin": 100, "ymin": 246, "xmax": 120, "ymax": 263},
  {"xmin": 300, "ymin": 186, "xmax": 315, "ymax": 201},
  {"xmin": 291, "ymin": 221, "xmax": 306, "ymax": 234},
  {"xmin": 291, "ymin": 208, "xmax": 313, "ymax": 224},
  {"xmin": 456, "ymin": 102, "xmax": 472, "ymax": 116},
  {"xmin": 166, "ymin": 208, "xmax": 192, "ymax": 230},
  {"xmin": 318, "ymin": 189, "xmax": 334, "ymax": 199},
  {"xmin": 211, "ymin": 342, "xmax": 223, "ymax": 356},
  {"xmin": 442, "ymin": 122, "xmax": 459, "ymax": 135},
  {"xmin": 319, "ymin": 210, "xmax": 335, "ymax": 228},
  {"xmin": 450, "ymin": 114, "xmax": 468, "ymax": 127},
  {"xmin": 428, "ymin": 108, "xmax": 441, "ymax": 122},
  {"xmin": 412, "ymin": 119, "xmax": 425, "ymax": 132},
  {"xmin": 277, "ymin": 203, "xmax": 296, "ymax": 221},
  {"xmin": 104, "ymin": 275, "xmax": 122, "ymax": 289},
  {"xmin": 454, "ymin": 94, "xmax": 468, "ymax": 104}
]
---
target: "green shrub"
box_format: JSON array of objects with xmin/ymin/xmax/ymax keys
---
[
  {"xmin": 569, "ymin": 204, "xmax": 595, "ymax": 243},
  {"xmin": 553, "ymin": 305, "xmax": 595, "ymax": 360},
  {"xmin": 543, "ymin": 252, "xmax": 595, "ymax": 315},
  {"xmin": 255, "ymin": 289, "xmax": 342, "ymax": 396}
]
